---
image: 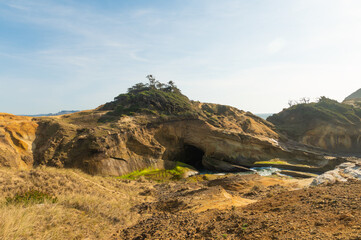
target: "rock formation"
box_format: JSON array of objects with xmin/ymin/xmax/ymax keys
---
[
  {"xmin": 0, "ymin": 84, "xmax": 353, "ymax": 176},
  {"xmin": 0, "ymin": 113, "xmax": 38, "ymax": 169},
  {"xmin": 268, "ymin": 97, "xmax": 361, "ymax": 154},
  {"xmin": 311, "ymin": 159, "xmax": 361, "ymax": 185}
]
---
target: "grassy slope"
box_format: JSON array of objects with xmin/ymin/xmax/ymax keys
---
[
  {"xmin": 99, "ymin": 88, "xmax": 198, "ymax": 122},
  {"xmin": 0, "ymin": 167, "xmax": 144, "ymax": 240},
  {"xmin": 267, "ymin": 98, "xmax": 361, "ymax": 139}
]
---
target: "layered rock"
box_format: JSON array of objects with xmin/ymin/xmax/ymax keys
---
[
  {"xmin": 27, "ymin": 103, "xmax": 345, "ymax": 176},
  {"xmin": 0, "ymin": 113, "xmax": 38, "ymax": 169},
  {"xmin": 0, "ymin": 87, "xmax": 353, "ymax": 176}
]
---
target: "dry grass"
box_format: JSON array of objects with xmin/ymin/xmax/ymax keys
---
[{"xmin": 0, "ymin": 167, "xmax": 147, "ymax": 240}]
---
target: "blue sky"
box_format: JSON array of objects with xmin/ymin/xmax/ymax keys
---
[{"xmin": 1, "ymin": 0, "xmax": 360, "ymax": 115}]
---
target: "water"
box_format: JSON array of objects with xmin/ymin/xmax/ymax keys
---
[
  {"xmin": 255, "ymin": 113, "xmax": 274, "ymax": 120},
  {"xmin": 250, "ymin": 167, "xmax": 281, "ymax": 176},
  {"xmin": 198, "ymin": 167, "xmax": 281, "ymax": 177}
]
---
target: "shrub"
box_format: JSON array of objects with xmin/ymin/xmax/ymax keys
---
[{"xmin": 6, "ymin": 189, "xmax": 57, "ymax": 205}]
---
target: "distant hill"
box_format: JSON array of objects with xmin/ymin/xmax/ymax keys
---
[
  {"xmin": 343, "ymin": 88, "xmax": 361, "ymax": 108},
  {"xmin": 23, "ymin": 110, "xmax": 79, "ymax": 117},
  {"xmin": 267, "ymin": 97, "xmax": 361, "ymax": 153},
  {"xmin": 344, "ymin": 88, "xmax": 361, "ymax": 101}
]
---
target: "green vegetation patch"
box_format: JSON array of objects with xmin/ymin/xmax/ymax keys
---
[
  {"xmin": 98, "ymin": 78, "xmax": 200, "ymax": 122},
  {"xmin": 118, "ymin": 162, "xmax": 195, "ymax": 182},
  {"xmin": 254, "ymin": 160, "xmax": 288, "ymax": 165},
  {"xmin": 6, "ymin": 189, "xmax": 57, "ymax": 205}
]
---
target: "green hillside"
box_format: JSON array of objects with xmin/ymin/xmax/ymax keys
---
[
  {"xmin": 98, "ymin": 79, "xmax": 199, "ymax": 121},
  {"xmin": 267, "ymin": 97, "xmax": 361, "ymax": 139}
]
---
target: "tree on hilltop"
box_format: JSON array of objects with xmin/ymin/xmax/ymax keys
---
[{"xmin": 126, "ymin": 75, "xmax": 181, "ymax": 94}]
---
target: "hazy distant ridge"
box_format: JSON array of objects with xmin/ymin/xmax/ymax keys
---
[{"xmin": 22, "ymin": 110, "xmax": 79, "ymax": 117}]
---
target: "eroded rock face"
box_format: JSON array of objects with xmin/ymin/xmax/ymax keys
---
[
  {"xmin": 0, "ymin": 103, "xmax": 350, "ymax": 176},
  {"xmin": 0, "ymin": 113, "xmax": 38, "ymax": 169},
  {"xmin": 300, "ymin": 124, "xmax": 361, "ymax": 153},
  {"xmin": 24, "ymin": 104, "xmax": 346, "ymax": 176}
]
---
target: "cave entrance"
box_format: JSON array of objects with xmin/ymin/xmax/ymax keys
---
[{"xmin": 179, "ymin": 144, "xmax": 205, "ymax": 170}]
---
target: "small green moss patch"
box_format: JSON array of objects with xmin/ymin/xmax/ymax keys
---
[
  {"xmin": 254, "ymin": 160, "xmax": 288, "ymax": 165},
  {"xmin": 118, "ymin": 162, "xmax": 195, "ymax": 182}
]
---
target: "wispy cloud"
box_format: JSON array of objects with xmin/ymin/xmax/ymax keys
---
[{"xmin": 1, "ymin": 0, "xmax": 361, "ymax": 114}]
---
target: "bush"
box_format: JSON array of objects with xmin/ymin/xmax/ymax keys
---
[{"xmin": 6, "ymin": 189, "xmax": 57, "ymax": 205}]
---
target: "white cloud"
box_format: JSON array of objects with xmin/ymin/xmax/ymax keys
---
[
  {"xmin": 1, "ymin": 0, "xmax": 361, "ymax": 114},
  {"xmin": 267, "ymin": 38, "xmax": 286, "ymax": 54}
]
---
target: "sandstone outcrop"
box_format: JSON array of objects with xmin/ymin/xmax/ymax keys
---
[
  {"xmin": 0, "ymin": 113, "xmax": 37, "ymax": 169},
  {"xmin": 27, "ymin": 103, "xmax": 345, "ymax": 176}
]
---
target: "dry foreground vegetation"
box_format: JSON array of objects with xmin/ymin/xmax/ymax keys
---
[{"xmin": 1, "ymin": 167, "xmax": 361, "ymax": 240}]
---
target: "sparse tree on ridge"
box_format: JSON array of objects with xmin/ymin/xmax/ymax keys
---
[
  {"xmin": 127, "ymin": 82, "xmax": 148, "ymax": 93},
  {"xmin": 288, "ymin": 100, "xmax": 295, "ymax": 107},
  {"xmin": 299, "ymin": 97, "xmax": 310, "ymax": 104},
  {"xmin": 146, "ymin": 75, "xmax": 156, "ymax": 88},
  {"xmin": 125, "ymin": 75, "xmax": 182, "ymax": 94}
]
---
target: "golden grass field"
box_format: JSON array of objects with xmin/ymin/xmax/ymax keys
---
[{"xmin": 0, "ymin": 167, "xmax": 150, "ymax": 240}]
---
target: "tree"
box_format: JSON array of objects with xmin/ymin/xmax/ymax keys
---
[
  {"xmin": 156, "ymin": 81, "xmax": 165, "ymax": 90},
  {"xmin": 317, "ymin": 96, "xmax": 327, "ymax": 102},
  {"xmin": 167, "ymin": 80, "xmax": 180, "ymax": 93},
  {"xmin": 127, "ymin": 82, "xmax": 148, "ymax": 93},
  {"xmin": 299, "ymin": 97, "xmax": 310, "ymax": 104},
  {"xmin": 146, "ymin": 75, "xmax": 156, "ymax": 88},
  {"xmin": 288, "ymin": 100, "xmax": 295, "ymax": 107},
  {"xmin": 168, "ymin": 80, "xmax": 175, "ymax": 88}
]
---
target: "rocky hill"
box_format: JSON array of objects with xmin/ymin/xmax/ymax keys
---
[
  {"xmin": 0, "ymin": 82, "xmax": 350, "ymax": 176},
  {"xmin": 343, "ymin": 88, "xmax": 361, "ymax": 108},
  {"xmin": 23, "ymin": 110, "xmax": 79, "ymax": 117},
  {"xmin": 268, "ymin": 97, "xmax": 361, "ymax": 154}
]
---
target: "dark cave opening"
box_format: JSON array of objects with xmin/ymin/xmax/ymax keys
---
[{"xmin": 178, "ymin": 144, "xmax": 205, "ymax": 170}]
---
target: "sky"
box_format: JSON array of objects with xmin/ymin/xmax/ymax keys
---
[{"xmin": 0, "ymin": 0, "xmax": 361, "ymax": 115}]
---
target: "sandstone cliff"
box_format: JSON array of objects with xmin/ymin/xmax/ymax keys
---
[
  {"xmin": 0, "ymin": 113, "xmax": 38, "ymax": 169},
  {"xmin": 0, "ymin": 87, "xmax": 349, "ymax": 176},
  {"xmin": 28, "ymin": 99, "xmax": 344, "ymax": 176}
]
